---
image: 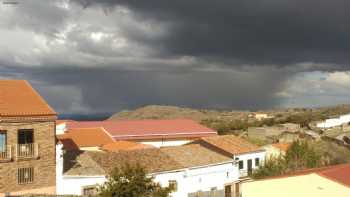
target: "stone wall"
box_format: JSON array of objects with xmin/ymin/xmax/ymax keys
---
[{"xmin": 0, "ymin": 120, "xmax": 56, "ymax": 194}]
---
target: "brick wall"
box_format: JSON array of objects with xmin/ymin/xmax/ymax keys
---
[{"xmin": 0, "ymin": 119, "xmax": 56, "ymax": 194}]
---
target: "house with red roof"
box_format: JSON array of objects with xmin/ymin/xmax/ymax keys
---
[{"xmin": 56, "ymin": 119, "xmax": 217, "ymax": 147}]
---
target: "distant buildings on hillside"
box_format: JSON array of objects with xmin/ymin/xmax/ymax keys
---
[{"xmin": 317, "ymin": 114, "xmax": 350, "ymax": 129}]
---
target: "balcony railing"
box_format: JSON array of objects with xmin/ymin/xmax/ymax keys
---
[
  {"xmin": 0, "ymin": 146, "xmax": 12, "ymax": 161},
  {"xmin": 16, "ymin": 143, "xmax": 38, "ymax": 159}
]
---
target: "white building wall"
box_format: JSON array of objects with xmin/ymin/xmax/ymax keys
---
[
  {"xmin": 317, "ymin": 114, "xmax": 350, "ymax": 129},
  {"xmin": 154, "ymin": 162, "xmax": 238, "ymax": 197},
  {"xmin": 235, "ymin": 151, "xmax": 266, "ymax": 177},
  {"xmin": 58, "ymin": 176, "xmax": 107, "ymax": 195}
]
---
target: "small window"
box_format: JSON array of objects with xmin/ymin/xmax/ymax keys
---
[
  {"xmin": 82, "ymin": 185, "xmax": 97, "ymax": 196},
  {"xmin": 18, "ymin": 167, "xmax": 34, "ymax": 184},
  {"xmin": 210, "ymin": 187, "xmax": 217, "ymax": 197},
  {"xmin": 255, "ymin": 158, "xmax": 260, "ymax": 166},
  {"xmin": 169, "ymin": 180, "xmax": 178, "ymax": 191},
  {"xmin": 238, "ymin": 160, "xmax": 244, "ymax": 170},
  {"xmin": 0, "ymin": 131, "xmax": 7, "ymax": 153}
]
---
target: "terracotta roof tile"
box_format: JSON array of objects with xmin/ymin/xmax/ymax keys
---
[
  {"xmin": 200, "ymin": 135, "xmax": 263, "ymax": 156},
  {"xmin": 66, "ymin": 119, "xmax": 217, "ymax": 140},
  {"xmin": 0, "ymin": 80, "xmax": 56, "ymax": 117},
  {"xmin": 100, "ymin": 141, "xmax": 155, "ymax": 152},
  {"xmin": 271, "ymin": 143, "xmax": 291, "ymax": 152},
  {"xmin": 57, "ymin": 127, "xmax": 115, "ymax": 150},
  {"xmin": 65, "ymin": 144, "xmax": 233, "ymax": 175}
]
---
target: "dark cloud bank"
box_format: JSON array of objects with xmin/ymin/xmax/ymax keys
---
[{"xmin": 1, "ymin": 0, "xmax": 350, "ymax": 114}]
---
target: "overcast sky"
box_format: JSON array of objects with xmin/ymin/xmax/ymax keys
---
[{"xmin": 1, "ymin": 0, "xmax": 350, "ymax": 114}]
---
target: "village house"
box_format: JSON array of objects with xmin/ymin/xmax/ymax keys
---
[
  {"xmin": 192, "ymin": 135, "xmax": 266, "ymax": 178},
  {"xmin": 241, "ymin": 163, "xmax": 350, "ymax": 197},
  {"xmin": 56, "ymin": 135, "xmax": 266, "ymax": 197},
  {"xmin": 0, "ymin": 80, "xmax": 57, "ymax": 195},
  {"xmin": 56, "ymin": 119, "xmax": 217, "ymax": 147},
  {"xmin": 317, "ymin": 114, "xmax": 350, "ymax": 129}
]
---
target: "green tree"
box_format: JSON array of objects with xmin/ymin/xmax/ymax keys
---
[
  {"xmin": 98, "ymin": 163, "xmax": 174, "ymax": 197},
  {"xmin": 285, "ymin": 140, "xmax": 321, "ymax": 170},
  {"xmin": 252, "ymin": 156, "xmax": 286, "ymax": 179},
  {"xmin": 252, "ymin": 140, "xmax": 322, "ymax": 179}
]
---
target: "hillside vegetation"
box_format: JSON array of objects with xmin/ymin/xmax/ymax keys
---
[{"xmin": 108, "ymin": 104, "xmax": 350, "ymax": 135}]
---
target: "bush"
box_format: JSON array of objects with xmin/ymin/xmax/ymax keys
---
[{"xmin": 252, "ymin": 140, "xmax": 322, "ymax": 179}]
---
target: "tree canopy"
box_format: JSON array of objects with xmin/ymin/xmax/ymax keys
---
[{"xmin": 98, "ymin": 163, "xmax": 174, "ymax": 197}]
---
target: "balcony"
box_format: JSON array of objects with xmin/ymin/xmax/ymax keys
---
[
  {"xmin": 15, "ymin": 143, "xmax": 39, "ymax": 160},
  {"xmin": 0, "ymin": 146, "xmax": 12, "ymax": 162}
]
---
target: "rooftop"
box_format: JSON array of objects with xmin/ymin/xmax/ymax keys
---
[
  {"xmin": 57, "ymin": 127, "xmax": 115, "ymax": 150},
  {"xmin": 62, "ymin": 119, "xmax": 217, "ymax": 140},
  {"xmin": 271, "ymin": 143, "xmax": 291, "ymax": 152},
  {"xmin": 100, "ymin": 141, "xmax": 154, "ymax": 152},
  {"xmin": 64, "ymin": 144, "xmax": 232, "ymax": 176},
  {"xmin": 0, "ymin": 80, "xmax": 56, "ymax": 117},
  {"xmin": 198, "ymin": 135, "xmax": 263, "ymax": 156}
]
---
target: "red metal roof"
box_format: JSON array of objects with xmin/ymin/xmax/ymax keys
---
[
  {"xmin": 318, "ymin": 163, "xmax": 350, "ymax": 187},
  {"xmin": 262, "ymin": 163, "xmax": 350, "ymax": 187},
  {"xmin": 0, "ymin": 80, "xmax": 56, "ymax": 117},
  {"xmin": 65, "ymin": 119, "xmax": 217, "ymax": 140}
]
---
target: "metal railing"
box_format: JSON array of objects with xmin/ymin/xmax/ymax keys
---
[
  {"xmin": 16, "ymin": 143, "xmax": 38, "ymax": 159},
  {"xmin": 0, "ymin": 145, "xmax": 12, "ymax": 161}
]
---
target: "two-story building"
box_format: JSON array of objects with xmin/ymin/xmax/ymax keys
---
[{"xmin": 0, "ymin": 80, "xmax": 57, "ymax": 195}]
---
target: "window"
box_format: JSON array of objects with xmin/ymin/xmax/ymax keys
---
[
  {"xmin": 210, "ymin": 187, "xmax": 217, "ymax": 197},
  {"xmin": 18, "ymin": 167, "xmax": 34, "ymax": 184},
  {"xmin": 82, "ymin": 185, "xmax": 97, "ymax": 196},
  {"xmin": 18, "ymin": 129, "xmax": 34, "ymax": 144},
  {"xmin": 238, "ymin": 160, "xmax": 244, "ymax": 170},
  {"xmin": 225, "ymin": 185, "xmax": 232, "ymax": 197},
  {"xmin": 0, "ymin": 131, "xmax": 7, "ymax": 152},
  {"xmin": 169, "ymin": 180, "xmax": 178, "ymax": 191},
  {"xmin": 255, "ymin": 158, "xmax": 260, "ymax": 166}
]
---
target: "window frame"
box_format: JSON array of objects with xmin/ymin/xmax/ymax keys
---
[
  {"xmin": 82, "ymin": 185, "xmax": 98, "ymax": 196},
  {"xmin": 0, "ymin": 130, "xmax": 7, "ymax": 153},
  {"xmin": 255, "ymin": 158, "xmax": 260, "ymax": 167},
  {"xmin": 18, "ymin": 129, "xmax": 34, "ymax": 144},
  {"xmin": 238, "ymin": 160, "xmax": 244, "ymax": 170},
  {"xmin": 168, "ymin": 180, "xmax": 178, "ymax": 191}
]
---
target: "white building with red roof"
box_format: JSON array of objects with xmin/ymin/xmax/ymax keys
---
[{"xmin": 56, "ymin": 119, "xmax": 217, "ymax": 147}]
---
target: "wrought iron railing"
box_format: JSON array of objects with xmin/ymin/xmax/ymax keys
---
[
  {"xmin": 16, "ymin": 143, "xmax": 38, "ymax": 159},
  {"xmin": 0, "ymin": 145, "xmax": 12, "ymax": 161}
]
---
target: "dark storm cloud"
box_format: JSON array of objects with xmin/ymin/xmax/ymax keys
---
[
  {"xmin": 1, "ymin": 0, "xmax": 349, "ymax": 114},
  {"xmin": 74, "ymin": 0, "xmax": 350, "ymax": 66},
  {"xmin": 0, "ymin": 65, "xmax": 288, "ymax": 113}
]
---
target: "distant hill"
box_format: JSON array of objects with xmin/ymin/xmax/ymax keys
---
[
  {"xmin": 108, "ymin": 104, "xmax": 350, "ymax": 122},
  {"xmin": 108, "ymin": 105, "xmax": 250, "ymax": 121}
]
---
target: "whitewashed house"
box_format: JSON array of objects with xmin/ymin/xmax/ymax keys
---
[
  {"xmin": 56, "ymin": 135, "xmax": 266, "ymax": 197},
  {"xmin": 56, "ymin": 119, "xmax": 217, "ymax": 147},
  {"xmin": 316, "ymin": 113, "xmax": 350, "ymax": 129},
  {"xmin": 192, "ymin": 135, "xmax": 266, "ymax": 178}
]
